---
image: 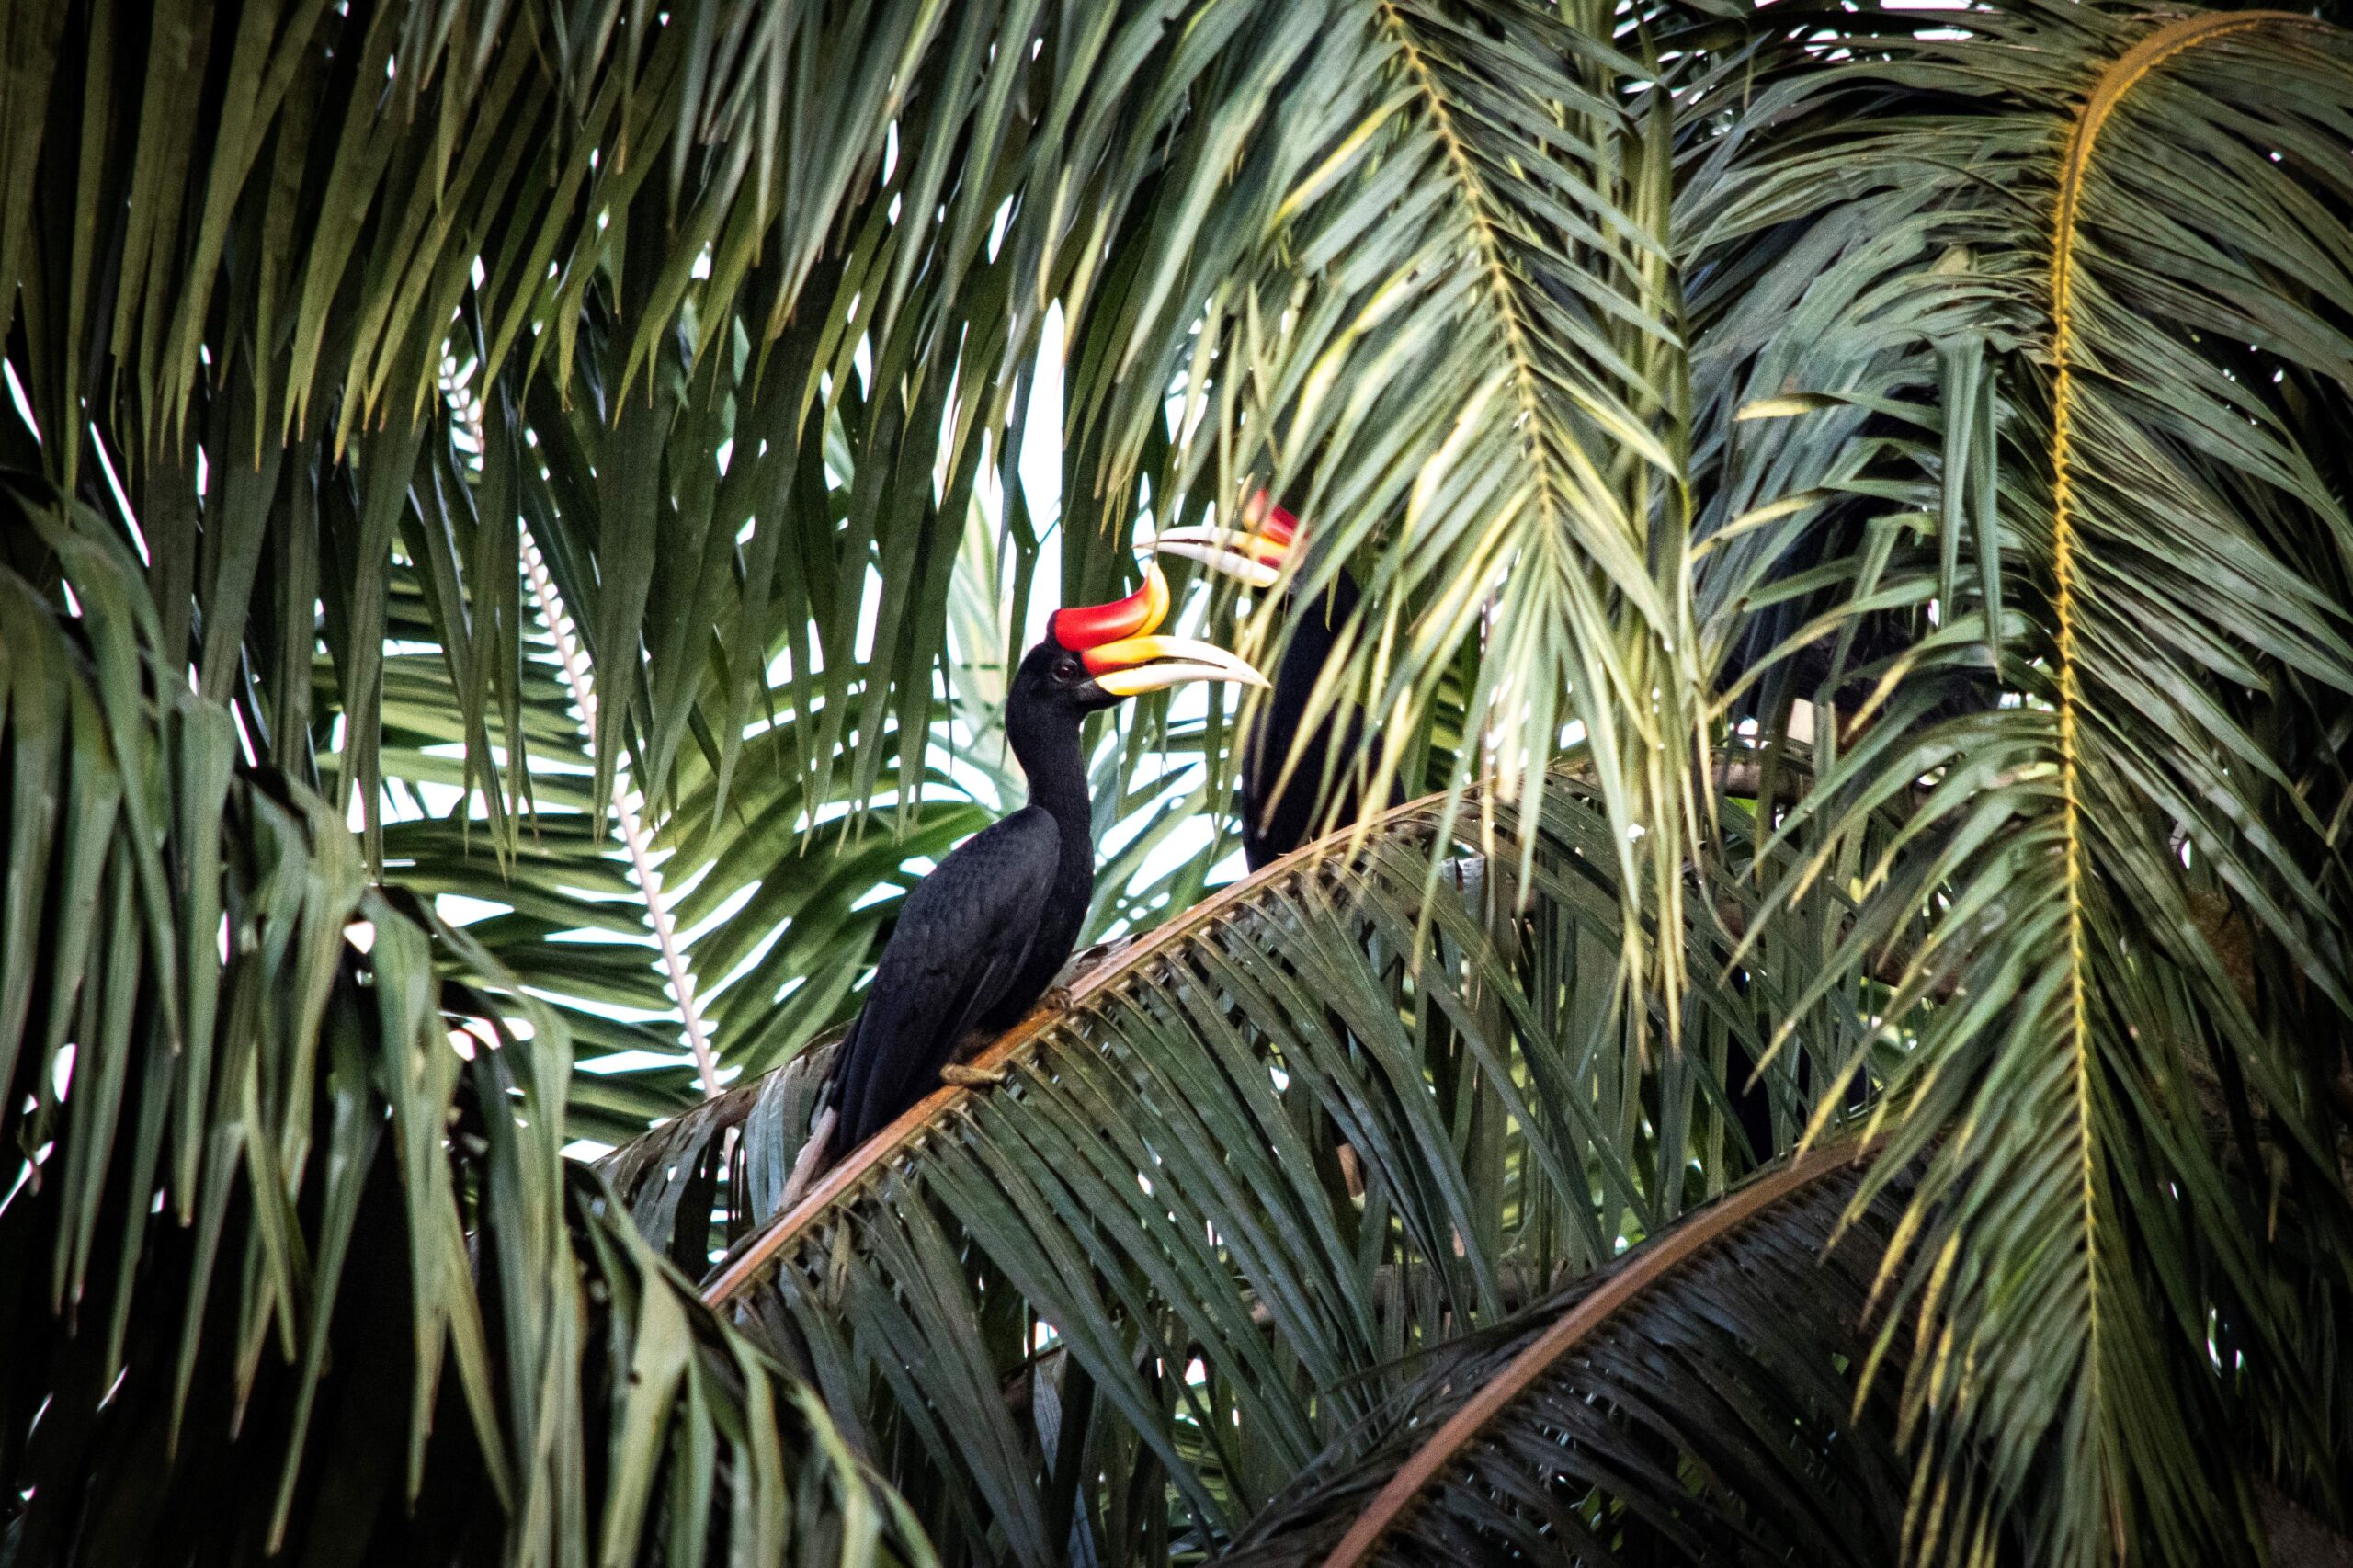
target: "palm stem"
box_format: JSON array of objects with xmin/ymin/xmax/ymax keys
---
[{"xmin": 520, "ymin": 528, "xmax": 721, "ymax": 1101}]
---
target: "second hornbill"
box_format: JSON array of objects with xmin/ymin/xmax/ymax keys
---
[
  {"xmin": 1154, "ymin": 494, "xmax": 1390, "ymax": 869},
  {"xmin": 784, "ymin": 564, "xmax": 1268, "ymax": 1199},
  {"xmin": 1162, "ymin": 496, "xmax": 1801, "ymax": 1170}
]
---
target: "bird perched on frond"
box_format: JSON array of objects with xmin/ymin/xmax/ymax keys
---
[{"xmin": 779, "ymin": 565, "xmax": 1268, "ymax": 1206}]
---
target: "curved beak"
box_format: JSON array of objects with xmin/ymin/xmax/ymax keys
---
[
  {"xmin": 1083, "ymin": 634, "xmax": 1271, "ymax": 698},
  {"xmin": 1148, "ymin": 526, "xmax": 1284, "ymax": 590}
]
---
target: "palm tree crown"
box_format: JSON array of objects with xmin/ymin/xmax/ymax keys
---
[{"xmin": 3, "ymin": 1, "xmax": 2350, "ymax": 1565}]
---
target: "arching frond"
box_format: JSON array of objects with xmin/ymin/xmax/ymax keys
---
[
  {"xmin": 607, "ymin": 763, "xmax": 1900, "ymax": 1562},
  {"xmin": 0, "ymin": 0, "xmax": 1280, "ymax": 855},
  {"xmin": 1219, "ymin": 1143, "xmax": 1927, "ymax": 1568},
  {"xmin": 1682, "ymin": 7, "xmax": 2353, "ymax": 1560},
  {"xmin": 1179, "ymin": 0, "xmax": 1711, "ymax": 1030}
]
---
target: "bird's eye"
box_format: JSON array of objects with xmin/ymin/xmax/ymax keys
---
[{"xmin": 1056, "ymin": 658, "xmax": 1082, "ymax": 681}]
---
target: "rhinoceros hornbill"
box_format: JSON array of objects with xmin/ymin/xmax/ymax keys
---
[
  {"xmin": 782, "ymin": 564, "xmax": 1267, "ymax": 1201},
  {"xmin": 1152, "ymin": 494, "xmax": 1397, "ymax": 869}
]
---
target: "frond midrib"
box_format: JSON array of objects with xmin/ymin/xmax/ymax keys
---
[
  {"xmin": 1319, "ymin": 1139, "xmax": 1882, "ymax": 1567},
  {"xmin": 2040, "ymin": 4, "xmax": 2320, "ymax": 1506},
  {"xmin": 698, "ymin": 779, "xmax": 1469, "ymax": 1306},
  {"xmin": 1372, "ymin": 0, "xmax": 1575, "ymax": 546}
]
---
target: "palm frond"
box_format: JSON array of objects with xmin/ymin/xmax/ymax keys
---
[
  {"xmin": 1218, "ymin": 1142, "xmax": 1927, "ymax": 1568},
  {"xmin": 1, "ymin": 0, "xmax": 1737, "ymax": 1186},
  {"xmin": 6, "ymin": 0, "xmax": 1725, "ymax": 1066},
  {"xmin": 1170, "ymin": 0, "xmax": 1711, "ymax": 1029},
  {"xmin": 0, "ymin": 501, "xmax": 926, "ymax": 1566},
  {"xmin": 364, "ymin": 539, "xmax": 721, "ymax": 1143},
  {"xmin": 1681, "ymin": 6, "xmax": 2353, "ymax": 1560},
  {"xmin": 607, "ymin": 762, "xmax": 1897, "ymax": 1562}
]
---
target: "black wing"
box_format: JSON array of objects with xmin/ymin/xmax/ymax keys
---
[{"xmin": 824, "ymin": 807, "xmax": 1058, "ymax": 1150}]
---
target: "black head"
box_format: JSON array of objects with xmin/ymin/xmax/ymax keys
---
[{"xmin": 1011, "ymin": 637, "xmax": 1126, "ymax": 717}]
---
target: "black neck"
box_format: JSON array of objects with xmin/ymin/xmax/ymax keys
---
[
  {"xmin": 1006, "ymin": 694, "xmax": 1094, "ymax": 836},
  {"xmin": 1279, "ymin": 564, "xmax": 1359, "ymax": 665}
]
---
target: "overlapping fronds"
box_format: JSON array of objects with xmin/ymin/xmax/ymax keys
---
[
  {"xmin": 1217, "ymin": 1142, "xmax": 1930, "ymax": 1568},
  {"xmin": 1679, "ymin": 6, "xmax": 2353, "ymax": 1561},
  {"xmin": 1176, "ymin": 0, "xmax": 1711, "ymax": 1028},
  {"xmin": 370, "ymin": 493, "xmax": 1273, "ymax": 1139},
  {"xmin": 365, "ymin": 549, "xmax": 724, "ymax": 1140},
  {"xmin": 0, "ymin": 0, "xmax": 1269, "ymax": 858},
  {"xmin": 605, "ymin": 762, "xmax": 1897, "ymax": 1564},
  {"xmin": 0, "ymin": 0, "xmax": 1722, "ymax": 1072},
  {"xmin": 0, "ymin": 507, "xmax": 925, "ymax": 1565}
]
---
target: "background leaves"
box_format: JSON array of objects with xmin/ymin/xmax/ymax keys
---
[{"xmin": 0, "ymin": 507, "xmax": 927, "ymax": 1567}]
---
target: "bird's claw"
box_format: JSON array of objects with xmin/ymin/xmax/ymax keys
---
[{"xmin": 939, "ymin": 1063, "xmax": 1011, "ymax": 1089}]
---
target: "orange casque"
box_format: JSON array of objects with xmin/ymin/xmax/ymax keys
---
[
  {"xmin": 1243, "ymin": 490, "xmax": 1299, "ymax": 560},
  {"xmin": 1145, "ymin": 490, "xmax": 1300, "ymax": 591},
  {"xmin": 1042, "ymin": 559, "xmax": 1270, "ymax": 697}
]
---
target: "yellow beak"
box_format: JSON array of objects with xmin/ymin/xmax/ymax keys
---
[
  {"xmin": 1145, "ymin": 526, "xmax": 1284, "ymax": 590},
  {"xmin": 1085, "ymin": 634, "xmax": 1271, "ymax": 697}
]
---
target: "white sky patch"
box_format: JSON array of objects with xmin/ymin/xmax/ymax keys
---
[
  {"xmin": 438, "ymin": 893, "xmax": 514, "ymax": 926},
  {"xmin": 3, "ymin": 360, "xmax": 40, "ymax": 444},
  {"xmin": 87, "ymin": 426, "xmax": 149, "ymax": 564}
]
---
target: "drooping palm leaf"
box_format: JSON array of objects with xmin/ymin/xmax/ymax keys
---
[
  {"xmin": 366, "ymin": 544, "xmax": 725, "ymax": 1142},
  {"xmin": 1165, "ymin": 0, "xmax": 1711, "ymax": 1030},
  {"xmin": 0, "ymin": 502, "xmax": 926, "ymax": 1565},
  {"xmin": 6, "ymin": 0, "xmax": 1722, "ymax": 1064},
  {"xmin": 1679, "ymin": 6, "xmax": 2353, "ymax": 1560}
]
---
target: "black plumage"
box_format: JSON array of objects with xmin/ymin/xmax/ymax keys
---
[
  {"xmin": 1239, "ymin": 568, "xmax": 1377, "ymax": 870},
  {"xmin": 820, "ymin": 641, "xmax": 1113, "ymax": 1152},
  {"xmin": 783, "ymin": 584, "xmax": 1265, "ymax": 1195},
  {"xmin": 1156, "ymin": 499, "xmax": 1395, "ymax": 869}
]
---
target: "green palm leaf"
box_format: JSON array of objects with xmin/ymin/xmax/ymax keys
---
[
  {"xmin": 607, "ymin": 764, "xmax": 1893, "ymax": 1562},
  {"xmin": 1218, "ymin": 1142, "xmax": 1921, "ymax": 1568},
  {"xmin": 1169, "ymin": 0, "xmax": 1710, "ymax": 1028},
  {"xmin": 1681, "ymin": 6, "xmax": 2353, "ymax": 1560},
  {"xmin": 0, "ymin": 499, "xmax": 926, "ymax": 1566}
]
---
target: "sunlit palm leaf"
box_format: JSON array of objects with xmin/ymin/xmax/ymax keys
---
[{"xmin": 1164, "ymin": 0, "xmax": 1710, "ymax": 1030}]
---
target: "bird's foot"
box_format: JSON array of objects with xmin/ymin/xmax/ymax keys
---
[{"xmin": 939, "ymin": 1062, "xmax": 1011, "ymax": 1089}]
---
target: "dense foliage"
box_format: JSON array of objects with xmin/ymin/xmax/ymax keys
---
[{"xmin": 4, "ymin": 0, "xmax": 2350, "ymax": 1564}]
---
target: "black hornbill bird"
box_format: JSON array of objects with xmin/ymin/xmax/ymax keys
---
[
  {"xmin": 783, "ymin": 565, "xmax": 1267, "ymax": 1200},
  {"xmin": 1153, "ymin": 494, "xmax": 1393, "ymax": 869}
]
